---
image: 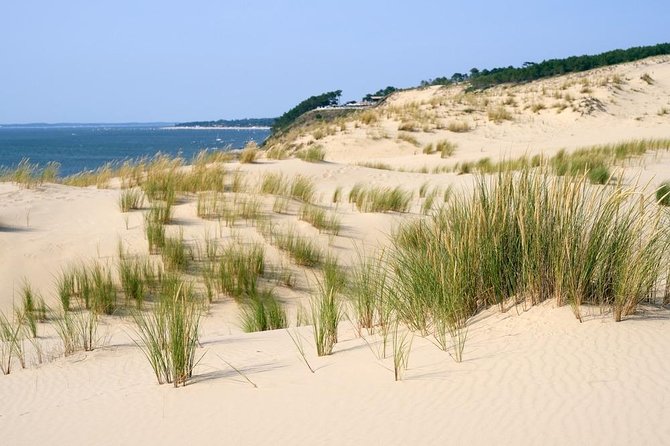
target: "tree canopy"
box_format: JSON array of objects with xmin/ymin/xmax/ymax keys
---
[
  {"xmin": 421, "ymin": 42, "xmax": 670, "ymax": 89},
  {"xmin": 272, "ymin": 90, "xmax": 342, "ymax": 133}
]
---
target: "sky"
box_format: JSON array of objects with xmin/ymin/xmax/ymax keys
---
[{"xmin": 1, "ymin": 0, "xmax": 669, "ymax": 123}]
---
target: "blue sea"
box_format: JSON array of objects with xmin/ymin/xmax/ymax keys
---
[{"xmin": 0, "ymin": 124, "xmax": 271, "ymax": 177}]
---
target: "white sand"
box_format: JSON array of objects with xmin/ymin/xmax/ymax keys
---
[{"xmin": 1, "ymin": 57, "xmax": 670, "ymax": 445}]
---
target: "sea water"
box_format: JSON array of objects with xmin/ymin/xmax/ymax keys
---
[{"xmin": 0, "ymin": 124, "xmax": 271, "ymax": 177}]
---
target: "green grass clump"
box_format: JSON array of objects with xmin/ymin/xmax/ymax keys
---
[
  {"xmin": 240, "ymin": 290, "xmax": 288, "ymax": 332},
  {"xmin": 54, "ymin": 308, "xmax": 99, "ymax": 355},
  {"xmin": 397, "ymin": 132, "xmax": 420, "ymax": 147},
  {"xmin": 89, "ymin": 264, "xmax": 116, "ymax": 315},
  {"xmin": 216, "ymin": 244, "xmax": 265, "ymax": 299},
  {"xmin": 391, "ymin": 168, "xmax": 669, "ymax": 333},
  {"xmin": 239, "ymin": 142, "xmax": 259, "ymax": 164},
  {"xmin": 299, "ymin": 204, "xmax": 341, "ymax": 235},
  {"xmin": 447, "ymin": 121, "xmax": 471, "ymax": 133},
  {"xmin": 147, "ymin": 201, "xmax": 173, "ymax": 225},
  {"xmin": 349, "ymin": 185, "xmax": 412, "ymax": 213},
  {"xmin": 290, "ymin": 175, "xmax": 316, "ymax": 203},
  {"xmin": 196, "ymin": 192, "xmax": 227, "ymax": 219},
  {"xmin": 118, "ymin": 257, "xmax": 146, "ymax": 308},
  {"xmin": 310, "ymin": 285, "xmax": 341, "ymax": 356},
  {"xmin": 587, "ymin": 165, "xmax": 611, "ymax": 184},
  {"xmin": 271, "ymin": 227, "xmax": 323, "ymax": 267},
  {"xmin": 162, "ymin": 234, "xmax": 190, "ymax": 272},
  {"xmin": 656, "ymin": 181, "xmax": 670, "ymax": 206},
  {"xmin": 436, "ymin": 140, "xmax": 457, "ymax": 158},
  {"xmin": 119, "ymin": 188, "xmax": 144, "ymax": 212},
  {"xmin": 0, "ymin": 313, "xmax": 24, "ymax": 374},
  {"xmin": 132, "ymin": 282, "xmax": 201, "ymax": 387},
  {"xmin": 144, "ymin": 215, "xmax": 166, "ymax": 254},
  {"xmin": 296, "ymin": 145, "xmax": 326, "ymax": 162},
  {"xmin": 260, "ymin": 172, "xmax": 288, "ymax": 196},
  {"xmin": 357, "ymin": 162, "xmax": 394, "ymax": 171},
  {"xmin": 487, "ymin": 106, "xmax": 513, "ymax": 122}
]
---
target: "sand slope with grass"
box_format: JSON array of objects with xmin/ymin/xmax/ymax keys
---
[{"xmin": 2, "ymin": 56, "xmax": 670, "ymax": 445}]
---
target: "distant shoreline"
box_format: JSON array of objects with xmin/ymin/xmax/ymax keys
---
[{"xmin": 166, "ymin": 126, "xmax": 272, "ymax": 130}]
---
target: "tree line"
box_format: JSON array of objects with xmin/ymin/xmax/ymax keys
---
[{"xmin": 421, "ymin": 42, "xmax": 670, "ymax": 89}]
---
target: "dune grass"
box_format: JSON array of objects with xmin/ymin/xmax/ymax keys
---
[
  {"xmin": 296, "ymin": 145, "xmax": 326, "ymax": 162},
  {"xmin": 240, "ymin": 290, "xmax": 288, "ymax": 332},
  {"xmin": 216, "ymin": 243, "xmax": 265, "ymax": 299},
  {"xmin": 0, "ymin": 313, "xmax": 24, "ymax": 374},
  {"xmin": 447, "ymin": 121, "xmax": 471, "ymax": 133},
  {"xmin": 290, "ymin": 175, "xmax": 316, "ymax": 203},
  {"xmin": 657, "ymin": 181, "xmax": 670, "ymax": 206},
  {"xmin": 132, "ymin": 282, "xmax": 201, "ymax": 387},
  {"xmin": 310, "ymin": 284, "xmax": 341, "ymax": 356},
  {"xmin": 270, "ymin": 227, "xmax": 324, "ymax": 267},
  {"xmin": 118, "ymin": 257, "xmax": 147, "ymax": 308},
  {"xmin": 391, "ymin": 168, "xmax": 669, "ymax": 333},
  {"xmin": 299, "ymin": 204, "xmax": 341, "ymax": 235},
  {"xmin": 239, "ymin": 142, "xmax": 259, "ymax": 164},
  {"xmin": 348, "ymin": 184, "xmax": 412, "ymax": 213},
  {"xmin": 196, "ymin": 192, "xmax": 227, "ymax": 219},
  {"xmin": 119, "ymin": 188, "xmax": 144, "ymax": 212},
  {"xmin": 436, "ymin": 140, "xmax": 457, "ymax": 158},
  {"xmin": 162, "ymin": 233, "xmax": 190, "ymax": 272}
]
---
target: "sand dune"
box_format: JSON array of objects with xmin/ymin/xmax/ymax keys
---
[{"xmin": 2, "ymin": 57, "xmax": 670, "ymax": 445}]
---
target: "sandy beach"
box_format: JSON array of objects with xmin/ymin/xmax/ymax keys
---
[{"xmin": 2, "ymin": 56, "xmax": 670, "ymax": 445}]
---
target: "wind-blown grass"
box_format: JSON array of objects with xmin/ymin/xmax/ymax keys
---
[
  {"xmin": 348, "ymin": 184, "xmax": 412, "ymax": 213},
  {"xmin": 119, "ymin": 188, "xmax": 144, "ymax": 212},
  {"xmin": 132, "ymin": 282, "xmax": 201, "ymax": 387},
  {"xmin": 299, "ymin": 204, "xmax": 341, "ymax": 235},
  {"xmin": 391, "ymin": 168, "xmax": 669, "ymax": 332}
]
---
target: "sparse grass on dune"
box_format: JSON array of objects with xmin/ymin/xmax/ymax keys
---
[
  {"xmin": 310, "ymin": 284, "xmax": 341, "ymax": 356},
  {"xmin": 296, "ymin": 145, "xmax": 326, "ymax": 162},
  {"xmin": 348, "ymin": 184, "xmax": 412, "ymax": 213},
  {"xmin": 119, "ymin": 188, "xmax": 144, "ymax": 212},
  {"xmin": 299, "ymin": 204, "xmax": 341, "ymax": 235},
  {"xmin": 487, "ymin": 105, "xmax": 513, "ymax": 122},
  {"xmin": 240, "ymin": 290, "xmax": 288, "ymax": 332},
  {"xmin": 215, "ymin": 243, "xmax": 265, "ymax": 300},
  {"xmin": 132, "ymin": 282, "xmax": 201, "ymax": 387},
  {"xmin": 239, "ymin": 142, "xmax": 259, "ymax": 164},
  {"xmin": 446, "ymin": 121, "xmax": 471, "ymax": 133},
  {"xmin": 0, "ymin": 313, "xmax": 24, "ymax": 374},
  {"xmin": 261, "ymin": 225, "xmax": 323, "ymax": 267},
  {"xmin": 357, "ymin": 161, "xmax": 395, "ymax": 171},
  {"xmin": 397, "ymin": 132, "xmax": 420, "ymax": 147}
]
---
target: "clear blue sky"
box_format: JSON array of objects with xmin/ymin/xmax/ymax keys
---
[{"xmin": 1, "ymin": 0, "xmax": 668, "ymax": 123}]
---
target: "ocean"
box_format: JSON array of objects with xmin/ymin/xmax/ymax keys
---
[{"xmin": 0, "ymin": 124, "xmax": 271, "ymax": 177}]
